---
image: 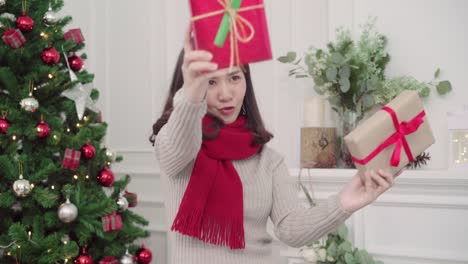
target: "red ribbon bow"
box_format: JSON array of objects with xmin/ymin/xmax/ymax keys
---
[{"xmin": 352, "ymin": 106, "xmax": 426, "ymax": 167}]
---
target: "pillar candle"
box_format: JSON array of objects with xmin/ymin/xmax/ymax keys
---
[{"xmin": 304, "ymin": 96, "xmax": 325, "ymax": 127}]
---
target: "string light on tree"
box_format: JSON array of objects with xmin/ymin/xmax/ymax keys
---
[{"xmin": 40, "ymin": 32, "xmax": 49, "ymax": 39}]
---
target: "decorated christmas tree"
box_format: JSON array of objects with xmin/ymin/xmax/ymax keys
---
[{"xmin": 0, "ymin": 0, "xmax": 152, "ymax": 263}]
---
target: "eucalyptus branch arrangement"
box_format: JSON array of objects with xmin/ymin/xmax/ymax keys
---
[{"xmin": 278, "ymin": 18, "xmax": 451, "ymax": 120}]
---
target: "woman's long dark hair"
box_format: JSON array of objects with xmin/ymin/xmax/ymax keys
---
[{"xmin": 149, "ymin": 49, "xmax": 273, "ymax": 146}]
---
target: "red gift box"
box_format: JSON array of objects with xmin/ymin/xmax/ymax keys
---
[
  {"xmin": 189, "ymin": 0, "xmax": 272, "ymax": 69},
  {"xmin": 99, "ymin": 256, "xmax": 119, "ymax": 264},
  {"xmin": 124, "ymin": 190, "xmax": 138, "ymax": 207},
  {"xmin": 62, "ymin": 148, "xmax": 81, "ymax": 170},
  {"xmin": 2, "ymin": 29, "xmax": 26, "ymax": 49},
  {"xmin": 64, "ymin": 28, "xmax": 85, "ymax": 44},
  {"xmin": 102, "ymin": 212, "xmax": 122, "ymax": 232}
]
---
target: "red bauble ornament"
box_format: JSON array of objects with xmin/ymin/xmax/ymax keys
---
[
  {"xmin": 0, "ymin": 115, "xmax": 9, "ymax": 134},
  {"xmin": 36, "ymin": 120, "xmax": 50, "ymax": 138},
  {"xmin": 97, "ymin": 166, "xmax": 114, "ymax": 187},
  {"xmin": 16, "ymin": 13, "xmax": 34, "ymax": 32},
  {"xmin": 68, "ymin": 54, "xmax": 84, "ymax": 72},
  {"xmin": 81, "ymin": 141, "xmax": 95, "ymax": 159},
  {"xmin": 136, "ymin": 245, "xmax": 152, "ymax": 264},
  {"xmin": 41, "ymin": 46, "xmax": 60, "ymax": 65},
  {"xmin": 74, "ymin": 248, "xmax": 93, "ymax": 264}
]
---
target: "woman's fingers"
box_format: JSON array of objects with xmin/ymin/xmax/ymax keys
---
[
  {"xmin": 184, "ymin": 50, "xmax": 213, "ymax": 65},
  {"xmin": 363, "ymin": 170, "xmax": 374, "ymax": 192},
  {"xmin": 186, "ymin": 61, "xmax": 218, "ymax": 75},
  {"xmin": 378, "ymin": 169, "xmax": 395, "ymax": 186},
  {"xmin": 371, "ymin": 170, "xmax": 391, "ymax": 194},
  {"xmin": 184, "ymin": 23, "xmax": 194, "ymax": 52}
]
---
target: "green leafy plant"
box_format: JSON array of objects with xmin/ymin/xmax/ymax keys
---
[
  {"xmin": 278, "ymin": 17, "xmax": 451, "ymax": 120},
  {"xmin": 300, "ymin": 224, "xmax": 383, "ymax": 264}
]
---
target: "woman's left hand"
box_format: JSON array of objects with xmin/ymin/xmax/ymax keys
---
[{"xmin": 338, "ymin": 168, "xmax": 403, "ymax": 213}]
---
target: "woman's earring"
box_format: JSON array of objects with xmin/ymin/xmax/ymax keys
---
[{"xmin": 241, "ymin": 104, "xmax": 247, "ymax": 115}]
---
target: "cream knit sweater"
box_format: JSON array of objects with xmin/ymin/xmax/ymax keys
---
[{"xmin": 154, "ymin": 89, "xmax": 351, "ymax": 264}]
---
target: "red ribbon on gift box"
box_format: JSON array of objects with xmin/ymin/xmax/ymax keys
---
[
  {"xmin": 102, "ymin": 212, "xmax": 122, "ymax": 232},
  {"xmin": 352, "ymin": 106, "xmax": 426, "ymax": 167},
  {"xmin": 98, "ymin": 257, "xmax": 119, "ymax": 264},
  {"xmin": 124, "ymin": 190, "xmax": 138, "ymax": 207},
  {"xmin": 64, "ymin": 28, "xmax": 85, "ymax": 44},
  {"xmin": 2, "ymin": 29, "xmax": 26, "ymax": 49},
  {"xmin": 62, "ymin": 148, "xmax": 81, "ymax": 170}
]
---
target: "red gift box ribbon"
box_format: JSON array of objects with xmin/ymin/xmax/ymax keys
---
[
  {"xmin": 62, "ymin": 148, "xmax": 81, "ymax": 169},
  {"xmin": 191, "ymin": 0, "xmax": 264, "ymax": 70},
  {"xmin": 352, "ymin": 106, "xmax": 426, "ymax": 167},
  {"xmin": 2, "ymin": 29, "xmax": 26, "ymax": 49},
  {"xmin": 99, "ymin": 257, "xmax": 119, "ymax": 264}
]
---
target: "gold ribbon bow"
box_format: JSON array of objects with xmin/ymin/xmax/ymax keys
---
[{"xmin": 191, "ymin": 0, "xmax": 264, "ymax": 71}]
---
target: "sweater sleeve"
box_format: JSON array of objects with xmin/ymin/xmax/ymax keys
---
[
  {"xmin": 270, "ymin": 157, "xmax": 352, "ymax": 248},
  {"xmin": 154, "ymin": 88, "xmax": 207, "ymax": 178}
]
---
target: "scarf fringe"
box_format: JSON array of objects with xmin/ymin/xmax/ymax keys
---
[{"xmin": 171, "ymin": 208, "xmax": 245, "ymax": 249}]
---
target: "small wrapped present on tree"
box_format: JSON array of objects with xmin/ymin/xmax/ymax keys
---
[
  {"xmin": 62, "ymin": 148, "xmax": 81, "ymax": 170},
  {"xmin": 64, "ymin": 28, "xmax": 85, "ymax": 44},
  {"xmin": 102, "ymin": 212, "xmax": 122, "ymax": 232},
  {"xmin": 2, "ymin": 29, "xmax": 26, "ymax": 49},
  {"xmin": 344, "ymin": 90, "xmax": 435, "ymax": 176},
  {"xmin": 189, "ymin": 0, "xmax": 272, "ymax": 69},
  {"xmin": 124, "ymin": 190, "xmax": 138, "ymax": 207},
  {"xmin": 98, "ymin": 257, "xmax": 119, "ymax": 264}
]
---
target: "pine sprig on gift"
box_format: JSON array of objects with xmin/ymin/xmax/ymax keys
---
[{"xmin": 406, "ymin": 152, "xmax": 431, "ymax": 169}]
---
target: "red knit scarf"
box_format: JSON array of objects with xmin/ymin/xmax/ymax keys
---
[{"xmin": 171, "ymin": 115, "xmax": 260, "ymax": 249}]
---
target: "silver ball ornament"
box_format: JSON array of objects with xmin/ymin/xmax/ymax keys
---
[
  {"xmin": 58, "ymin": 198, "xmax": 78, "ymax": 223},
  {"xmin": 43, "ymin": 9, "xmax": 58, "ymax": 26},
  {"xmin": 105, "ymin": 148, "xmax": 116, "ymax": 162},
  {"xmin": 117, "ymin": 196, "xmax": 128, "ymax": 212},
  {"xmin": 20, "ymin": 96, "xmax": 39, "ymax": 112},
  {"xmin": 13, "ymin": 174, "xmax": 31, "ymax": 197},
  {"xmin": 120, "ymin": 252, "xmax": 135, "ymax": 264}
]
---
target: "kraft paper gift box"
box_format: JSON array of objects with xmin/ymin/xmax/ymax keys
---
[
  {"xmin": 189, "ymin": 0, "xmax": 272, "ymax": 69},
  {"xmin": 344, "ymin": 90, "xmax": 435, "ymax": 176}
]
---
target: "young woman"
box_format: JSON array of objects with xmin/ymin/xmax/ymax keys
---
[{"xmin": 149, "ymin": 25, "xmax": 399, "ymax": 264}]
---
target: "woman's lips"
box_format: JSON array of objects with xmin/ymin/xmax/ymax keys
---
[{"xmin": 219, "ymin": 107, "xmax": 235, "ymax": 116}]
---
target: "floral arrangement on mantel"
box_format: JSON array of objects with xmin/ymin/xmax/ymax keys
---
[
  {"xmin": 278, "ymin": 17, "xmax": 451, "ymax": 168},
  {"xmin": 299, "ymin": 224, "xmax": 383, "ymax": 264}
]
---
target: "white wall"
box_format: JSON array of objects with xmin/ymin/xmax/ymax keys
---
[{"xmin": 63, "ymin": 0, "xmax": 468, "ymax": 263}]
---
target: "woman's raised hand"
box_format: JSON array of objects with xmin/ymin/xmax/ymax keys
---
[{"xmin": 182, "ymin": 24, "xmax": 218, "ymax": 103}]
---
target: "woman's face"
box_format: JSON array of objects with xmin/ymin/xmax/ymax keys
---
[{"xmin": 205, "ymin": 67, "xmax": 247, "ymax": 124}]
